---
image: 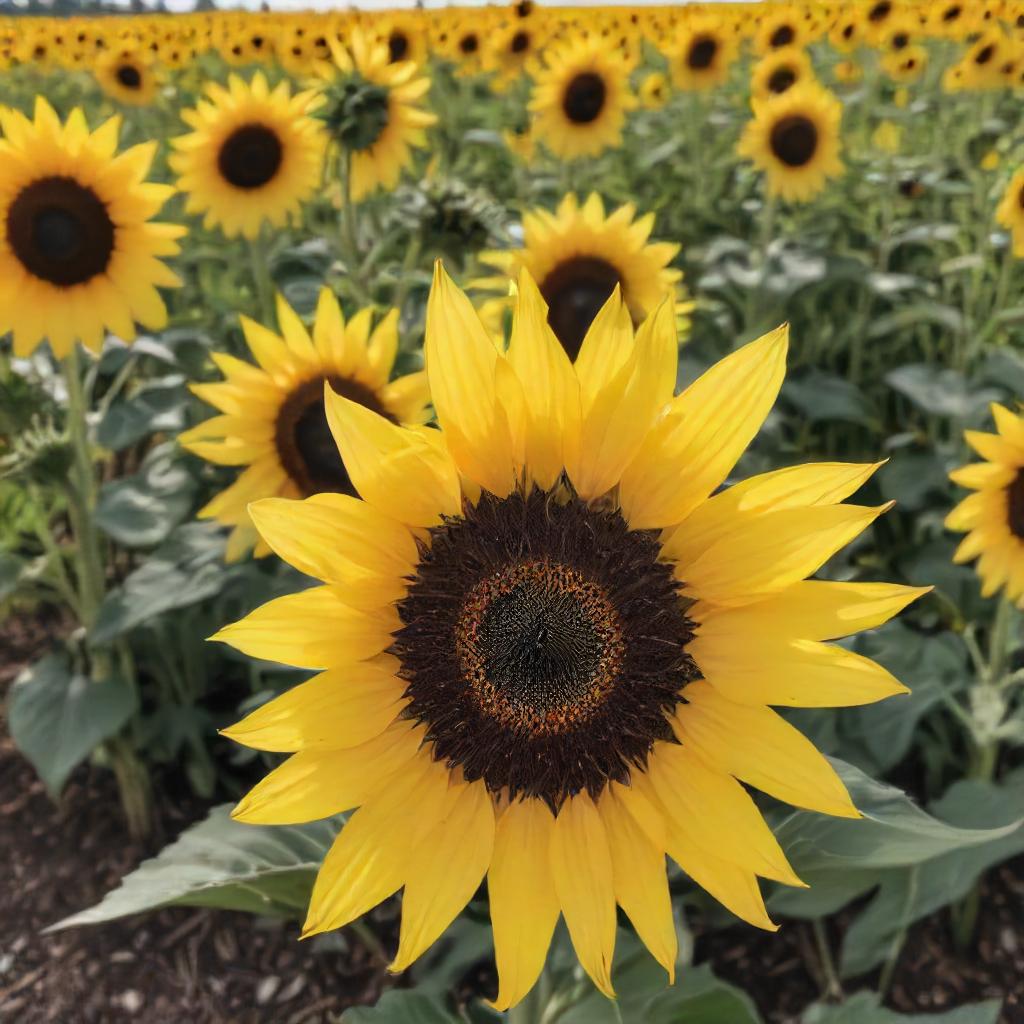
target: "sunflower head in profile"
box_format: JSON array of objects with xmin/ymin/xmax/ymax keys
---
[
  {"xmin": 947, "ymin": 404, "xmax": 1024, "ymax": 602},
  {"xmin": 180, "ymin": 288, "xmax": 430, "ymax": 562},
  {"xmin": 170, "ymin": 73, "xmax": 324, "ymax": 241},
  {"xmin": 316, "ymin": 29, "xmax": 437, "ymax": 202},
  {"xmin": 95, "ymin": 46, "xmax": 157, "ymax": 107},
  {"xmin": 214, "ymin": 264, "xmax": 922, "ymax": 1008},
  {"xmin": 669, "ymin": 15, "xmax": 737, "ymax": 91},
  {"xmin": 737, "ymin": 82, "xmax": 844, "ymax": 203},
  {"xmin": 475, "ymin": 192, "xmax": 687, "ymax": 360},
  {"xmin": 751, "ymin": 45, "xmax": 815, "ymax": 101},
  {"xmin": 529, "ymin": 35, "xmax": 637, "ymax": 161},
  {"xmin": 0, "ymin": 98, "xmax": 183, "ymax": 359},
  {"xmin": 995, "ymin": 168, "xmax": 1024, "ymax": 258}
]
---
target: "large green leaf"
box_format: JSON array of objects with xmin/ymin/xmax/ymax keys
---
[
  {"xmin": 0, "ymin": 548, "xmax": 25, "ymax": 602},
  {"xmin": 7, "ymin": 653, "xmax": 136, "ymax": 797},
  {"xmin": 95, "ymin": 444, "xmax": 197, "ymax": 548},
  {"xmin": 341, "ymin": 993, "xmax": 460, "ymax": 1024},
  {"xmin": 802, "ymin": 992, "xmax": 1001, "ymax": 1023},
  {"xmin": 838, "ymin": 772, "xmax": 1024, "ymax": 978},
  {"xmin": 95, "ymin": 376, "xmax": 190, "ymax": 452},
  {"xmin": 49, "ymin": 804, "xmax": 339, "ymax": 930}
]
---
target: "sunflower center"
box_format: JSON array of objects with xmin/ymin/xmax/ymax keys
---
[
  {"xmin": 770, "ymin": 25, "xmax": 795, "ymax": 47},
  {"xmin": 944, "ymin": 4, "xmax": 962, "ymax": 20},
  {"xmin": 116, "ymin": 63, "xmax": 142, "ymax": 88},
  {"xmin": 768, "ymin": 67, "xmax": 796, "ymax": 92},
  {"xmin": 510, "ymin": 30, "xmax": 530, "ymax": 54},
  {"xmin": 325, "ymin": 78, "xmax": 391, "ymax": 152},
  {"xmin": 975, "ymin": 45, "xmax": 995, "ymax": 66},
  {"xmin": 459, "ymin": 33, "xmax": 479, "ymax": 55},
  {"xmin": 394, "ymin": 489, "xmax": 699, "ymax": 810},
  {"xmin": 687, "ymin": 36, "xmax": 717, "ymax": 70},
  {"xmin": 770, "ymin": 115, "xmax": 818, "ymax": 167},
  {"xmin": 868, "ymin": 1, "xmax": 892, "ymax": 21},
  {"xmin": 388, "ymin": 30, "xmax": 409, "ymax": 63},
  {"xmin": 6, "ymin": 176, "xmax": 115, "ymax": 287},
  {"xmin": 218, "ymin": 123, "xmax": 283, "ymax": 190},
  {"xmin": 562, "ymin": 71, "xmax": 607, "ymax": 125},
  {"xmin": 540, "ymin": 256, "xmax": 622, "ymax": 361},
  {"xmin": 1008, "ymin": 470, "xmax": 1024, "ymax": 539},
  {"xmin": 892, "ymin": 32, "xmax": 909, "ymax": 50},
  {"xmin": 273, "ymin": 375, "xmax": 392, "ymax": 496}
]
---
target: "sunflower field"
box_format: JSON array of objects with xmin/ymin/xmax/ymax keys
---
[{"xmin": 1, "ymin": 0, "xmax": 1024, "ymax": 1020}]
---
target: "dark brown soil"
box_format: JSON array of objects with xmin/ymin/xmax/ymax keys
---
[{"xmin": 1, "ymin": 610, "xmax": 1020, "ymax": 1023}]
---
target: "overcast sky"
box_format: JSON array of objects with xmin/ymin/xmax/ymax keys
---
[{"xmin": 149, "ymin": 0, "xmax": 740, "ymax": 11}]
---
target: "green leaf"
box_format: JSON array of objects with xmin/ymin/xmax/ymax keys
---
[
  {"xmin": 838, "ymin": 772, "xmax": 1024, "ymax": 977},
  {"xmin": 95, "ymin": 444, "xmax": 197, "ymax": 548},
  {"xmin": 885, "ymin": 365, "xmax": 1000, "ymax": 421},
  {"xmin": 96, "ymin": 376, "xmax": 190, "ymax": 452},
  {"xmin": 8, "ymin": 653, "xmax": 136, "ymax": 797},
  {"xmin": 91, "ymin": 523, "xmax": 230, "ymax": 644},
  {"xmin": 645, "ymin": 966, "xmax": 763, "ymax": 1024},
  {"xmin": 342, "ymin": 993, "xmax": 458, "ymax": 1024},
  {"xmin": 783, "ymin": 372, "xmax": 878, "ymax": 428},
  {"xmin": 48, "ymin": 804, "xmax": 340, "ymax": 930},
  {"xmin": 0, "ymin": 548, "xmax": 25, "ymax": 602},
  {"xmin": 877, "ymin": 452, "xmax": 949, "ymax": 511},
  {"xmin": 802, "ymin": 992, "xmax": 1001, "ymax": 1023}
]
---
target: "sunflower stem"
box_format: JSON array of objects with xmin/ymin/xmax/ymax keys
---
[
  {"xmin": 248, "ymin": 227, "xmax": 277, "ymax": 325},
  {"xmin": 508, "ymin": 958, "xmax": 553, "ymax": 1024}
]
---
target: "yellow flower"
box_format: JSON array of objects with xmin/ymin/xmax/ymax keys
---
[
  {"xmin": 180, "ymin": 289, "xmax": 430, "ymax": 562},
  {"xmin": 948, "ymin": 404, "xmax": 1024, "ymax": 601},
  {"xmin": 738, "ymin": 83, "xmax": 844, "ymax": 203},
  {"xmin": 216, "ymin": 266, "xmax": 921, "ymax": 1008},
  {"xmin": 170, "ymin": 73, "xmax": 324, "ymax": 240},
  {"xmin": 981, "ymin": 149, "xmax": 1001, "ymax": 171},
  {"xmin": 529, "ymin": 35, "xmax": 636, "ymax": 160},
  {"xmin": 639, "ymin": 71, "xmax": 670, "ymax": 109},
  {"xmin": 872, "ymin": 120, "xmax": 901, "ymax": 153},
  {"xmin": 94, "ymin": 45, "xmax": 159, "ymax": 107},
  {"xmin": 0, "ymin": 98, "xmax": 183, "ymax": 358},
  {"xmin": 751, "ymin": 46, "xmax": 815, "ymax": 102},
  {"xmin": 996, "ymin": 168, "xmax": 1024, "ymax": 257},
  {"xmin": 669, "ymin": 15, "xmax": 737, "ymax": 91}
]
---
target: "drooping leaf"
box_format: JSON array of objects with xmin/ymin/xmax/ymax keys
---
[
  {"xmin": 49, "ymin": 804, "xmax": 340, "ymax": 930},
  {"xmin": 8, "ymin": 653, "xmax": 136, "ymax": 797}
]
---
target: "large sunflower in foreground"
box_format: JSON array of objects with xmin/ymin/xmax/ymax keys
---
[
  {"xmin": 737, "ymin": 83, "xmax": 843, "ymax": 202},
  {"xmin": 215, "ymin": 264, "xmax": 921, "ymax": 1007},
  {"xmin": 169, "ymin": 73, "xmax": 324, "ymax": 240},
  {"xmin": 529, "ymin": 35, "xmax": 636, "ymax": 160},
  {"xmin": 0, "ymin": 98, "xmax": 183, "ymax": 358},
  {"xmin": 947, "ymin": 403, "xmax": 1024, "ymax": 601},
  {"xmin": 474, "ymin": 192, "xmax": 686, "ymax": 359},
  {"xmin": 180, "ymin": 289, "xmax": 430, "ymax": 561},
  {"xmin": 317, "ymin": 29, "xmax": 437, "ymax": 202}
]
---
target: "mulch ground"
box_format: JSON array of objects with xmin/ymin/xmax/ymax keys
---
[{"xmin": 1, "ymin": 610, "xmax": 1020, "ymax": 1023}]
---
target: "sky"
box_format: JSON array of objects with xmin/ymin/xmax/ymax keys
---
[{"xmin": 149, "ymin": 0, "xmax": 740, "ymax": 11}]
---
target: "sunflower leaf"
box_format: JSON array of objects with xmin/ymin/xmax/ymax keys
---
[
  {"xmin": 46, "ymin": 804, "xmax": 341, "ymax": 930},
  {"xmin": 802, "ymin": 992, "xmax": 1001, "ymax": 1023}
]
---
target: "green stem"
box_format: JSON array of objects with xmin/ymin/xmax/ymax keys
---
[
  {"xmin": 812, "ymin": 918, "xmax": 843, "ymax": 1000},
  {"xmin": 745, "ymin": 191, "xmax": 777, "ymax": 336},
  {"xmin": 248, "ymin": 228, "xmax": 277, "ymax": 326},
  {"xmin": 108, "ymin": 736, "xmax": 152, "ymax": 841},
  {"xmin": 508, "ymin": 959, "xmax": 552, "ymax": 1024},
  {"xmin": 62, "ymin": 346, "xmax": 105, "ymax": 630}
]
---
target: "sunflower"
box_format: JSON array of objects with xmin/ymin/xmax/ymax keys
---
[
  {"xmin": 882, "ymin": 44, "xmax": 928, "ymax": 83},
  {"xmin": 487, "ymin": 21, "xmax": 543, "ymax": 89},
  {"xmin": 751, "ymin": 46, "xmax": 815, "ymax": 101},
  {"xmin": 475, "ymin": 192, "xmax": 685, "ymax": 359},
  {"xmin": 375, "ymin": 14, "xmax": 428, "ymax": 67},
  {"xmin": 639, "ymin": 70, "xmax": 670, "ymax": 109},
  {"xmin": 827, "ymin": 10, "xmax": 865, "ymax": 52},
  {"xmin": 94, "ymin": 46, "xmax": 158, "ymax": 107},
  {"xmin": 170, "ymin": 73, "xmax": 324, "ymax": 241},
  {"xmin": 668, "ymin": 16, "xmax": 737, "ymax": 91},
  {"xmin": 0, "ymin": 98, "xmax": 183, "ymax": 359},
  {"xmin": 215, "ymin": 265, "xmax": 920, "ymax": 1007},
  {"xmin": 996, "ymin": 168, "xmax": 1024, "ymax": 257},
  {"xmin": 529, "ymin": 35, "xmax": 636, "ymax": 161},
  {"xmin": 737, "ymin": 83, "xmax": 844, "ymax": 203},
  {"xmin": 316, "ymin": 29, "xmax": 437, "ymax": 202},
  {"xmin": 755, "ymin": 6, "xmax": 806, "ymax": 54},
  {"xmin": 947, "ymin": 404, "xmax": 1024, "ymax": 601},
  {"xmin": 180, "ymin": 289, "xmax": 430, "ymax": 562}
]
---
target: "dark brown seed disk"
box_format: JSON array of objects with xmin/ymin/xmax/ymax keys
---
[
  {"xmin": 687, "ymin": 36, "xmax": 717, "ymax": 70},
  {"xmin": 217, "ymin": 123, "xmax": 284, "ymax": 190},
  {"xmin": 393, "ymin": 488, "xmax": 700, "ymax": 811},
  {"xmin": 6, "ymin": 176, "xmax": 115, "ymax": 287},
  {"xmin": 1008, "ymin": 470, "xmax": 1024, "ymax": 539},
  {"xmin": 562, "ymin": 71, "xmax": 607, "ymax": 125},
  {"xmin": 768, "ymin": 67, "xmax": 797, "ymax": 93},
  {"xmin": 116, "ymin": 63, "xmax": 142, "ymax": 88},
  {"xmin": 540, "ymin": 256, "xmax": 622, "ymax": 361},
  {"xmin": 770, "ymin": 24, "xmax": 795, "ymax": 47},
  {"xmin": 770, "ymin": 114, "xmax": 819, "ymax": 168},
  {"xmin": 274, "ymin": 375, "xmax": 393, "ymax": 496},
  {"xmin": 388, "ymin": 30, "xmax": 409, "ymax": 63}
]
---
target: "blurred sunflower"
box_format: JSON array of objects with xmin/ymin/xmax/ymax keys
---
[
  {"xmin": 947, "ymin": 404, "xmax": 1024, "ymax": 601},
  {"xmin": 170, "ymin": 73, "xmax": 324, "ymax": 240},
  {"xmin": 475, "ymin": 192, "xmax": 685, "ymax": 358},
  {"xmin": 996, "ymin": 168, "xmax": 1024, "ymax": 257},
  {"xmin": 738, "ymin": 83, "xmax": 843, "ymax": 203},
  {"xmin": 669, "ymin": 16, "xmax": 737, "ymax": 91},
  {"xmin": 376, "ymin": 14, "xmax": 428, "ymax": 67},
  {"xmin": 755, "ymin": 6, "xmax": 806, "ymax": 54},
  {"xmin": 751, "ymin": 46, "xmax": 814, "ymax": 101},
  {"xmin": 95, "ymin": 46, "xmax": 158, "ymax": 107},
  {"xmin": 180, "ymin": 289, "xmax": 430, "ymax": 561},
  {"xmin": 882, "ymin": 44, "xmax": 928, "ymax": 83},
  {"xmin": 487, "ymin": 21, "xmax": 541, "ymax": 89},
  {"xmin": 827, "ymin": 10, "xmax": 865, "ymax": 52},
  {"xmin": 529, "ymin": 35, "xmax": 636, "ymax": 160},
  {"xmin": 0, "ymin": 98, "xmax": 183, "ymax": 358},
  {"xmin": 639, "ymin": 71, "xmax": 670, "ymax": 109},
  {"xmin": 317, "ymin": 28, "xmax": 437, "ymax": 202},
  {"xmin": 216, "ymin": 265, "xmax": 920, "ymax": 1008}
]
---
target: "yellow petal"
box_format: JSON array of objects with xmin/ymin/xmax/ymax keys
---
[
  {"xmin": 549, "ymin": 794, "xmax": 617, "ymax": 998},
  {"xmin": 620, "ymin": 326, "xmax": 789, "ymax": 530},
  {"xmin": 674, "ymin": 681, "xmax": 859, "ymax": 818},
  {"xmin": 488, "ymin": 799, "xmax": 561, "ymax": 1012},
  {"xmin": 210, "ymin": 586, "xmax": 398, "ymax": 669},
  {"xmin": 390, "ymin": 780, "xmax": 495, "ymax": 971},
  {"xmin": 222, "ymin": 657, "xmax": 407, "ymax": 752},
  {"xmin": 598, "ymin": 789, "xmax": 677, "ymax": 982}
]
